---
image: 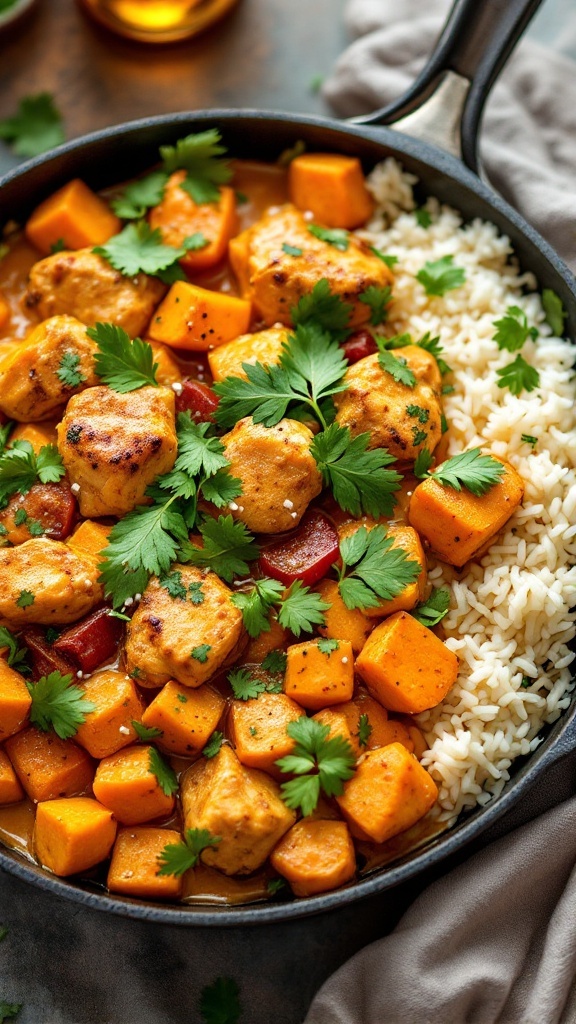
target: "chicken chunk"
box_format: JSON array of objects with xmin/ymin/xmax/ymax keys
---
[
  {"xmin": 0, "ymin": 315, "xmax": 99, "ymax": 422},
  {"xmin": 221, "ymin": 417, "xmax": 323, "ymax": 533},
  {"xmin": 180, "ymin": 744, "xmax": 296, "ymax": 875},
  {"xmin": 334, "ymin": 349, "xmax": 443, "ymax": 463},
  {"xmin": 124, "ymin": 567, "xmax": 245, "ymax": 689},
  {"xmin": 57, "ymin": 385, "xmax": 177, "ymax": 518},
  {"xmin": 230, "ymin": 204, "xmax": 393, "ymax": 327},
  {"xmin": 207, "ymin": 326, "xmax": 289, "ymax": 383},
  {"xmin": 23, "ymin": 249, "xmax": 166, "ymax": 338},
  {"xmin": 0, "ymin": 538, "xmax": 102, "ymax": 628}
]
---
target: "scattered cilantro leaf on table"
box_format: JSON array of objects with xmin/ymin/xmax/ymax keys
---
[
  {"xmin": 200, "ymin": 977, "xmax": 242, "ymax": 1024},
  {"xmin": 0, "ymin": 1003, "xmax": 22, "ymax": 1024},
  {"xmin": 160, "ymin": 128, "xmax": 232, "ymax": 204},
  {"xmin": 157, "ymin": 828, "xmax": 221, "ymax": 877},
  {"xmin": 412, "ymin": 587, "xmax": 451, "ymax": 627},
  {"xmin": 416, "ymin": 255, "xmax": 466, "ymax": 296},
  {"xmin": 311, "ymin": 423, "xmax": 402, "ymax": 518},
  {"xmin": 87, "ymin": 322, "xmax": 159, "ymax": 392},
  {"xmin": 27, "ymin": 671, "xmax": 96, "ymax": 740},
  {"xmin": 493, "ymin": 305, "xmax": 538, "ymax": 352},
  {"xmin": 496, "ymin": 354, "xmax": 540, "ymax": 395},
  {"xmin": 337, "ymin": 524, "xmax": 421, "ymax": 612},
  {"xmin": 542, "ymin": 289, "xmax": 567, "ymax": 336},
  {"xmin": 148, "ymin": 747, "xmax": 178, "ymax": 796},
  {"xmin": 0, "ymin": 925, "xmax": 7, "ymax": 943},
  {"xmin": 57, "ymin": 351, "xmax": 87, "ymax": 389},
  {"xmin": 276, "ymin": 717, "xmax": 356, "ymax": 816},
  {"xmin": 0, "ymin": 92, "xmax": 64, "ymax": 157}
]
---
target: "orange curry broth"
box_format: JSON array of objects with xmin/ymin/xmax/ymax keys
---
[{"xmin": 0, "ymin": 158, "xmax": 445, "ymax": 905}]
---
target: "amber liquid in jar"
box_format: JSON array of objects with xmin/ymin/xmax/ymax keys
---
[{"xmin": 79, "ymin": 0, "xmax": 239, "ymax": 42}]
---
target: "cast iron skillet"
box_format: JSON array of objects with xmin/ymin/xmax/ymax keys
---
[{"xmin": 0, "ymin": 0, "xmax": 575, "ymax": 925}]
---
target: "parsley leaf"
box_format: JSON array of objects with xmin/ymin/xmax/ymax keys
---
[
  {"xmin": 276, "ymin": 717, "xmax": 356, "ymax": 816},
  {"xmin": 414, "ymin": 447, "xmax": 434, "ymax": 478},
  {"xmin": 231, "ymin": 578, "xmax": 327, "ymax": 639},
  {"xmin": 0, "ymin": 92, "xmax": 64, "ymax": 157},
  {"xmin": 56, "ymin": 351, "xmax": 87, "ymax": 389},
  {"xmin": 359, "ymin": 285, "xmax": 392, "ymax": 326},
  {"xmin": 191, "ymin": 644, "xmax": 211, "ymax": 663},
  {"xmin": 157, "ymin": 827, "xmax": 221, "ymax": 877},
  {"xmin": 231, "ymin": 578, "xmax": 285, "ymax": 637},
  {"xmin": 203, "ymin": 731, "xmax": 224, "ymax": 758},
  {"xmin": 0, "ymin": 441, "xmax": 65, "ymax": 506},
  {"xmin": 429, "ymin": 447, "xmax": 506, "ymax": 496},
  {"xmin": 377, "ymin": 348, "xmax": 416, "ymax": 388},
  {"xmin": 317, "ymin": 638, "xmax": 339, "ymax": 654},
  {"xmin": 496, "ymin": 354, "xmax": 540, "ymax": 396},
  {"xmin": 406, "ymin": 404, "xmax": 429, "ymax": 424},
  {"xmin": 159, "ymin": 129, "xmax": 232, "ymax": 204},
  {"xmin": 88, "ymin": 322, "xmax": 159, "ymax": 392},
  {"xmin": 357, "ymin": 713, "xmax": 372, "ymax": 748},
  {"xmin": 493, "ymin": 306, "xmax": 538, "ymax": 352},
  {"xmin": 291, "ymin": 279, "xmax": 353, "ymax": 338},
  {"xmin": 416, "ymin": 255, "xmax": 466, "ymax": 297},
  {"xmin": 111, "ymin": 170, "xmax": 169, "ymax": 220},
  {"xmin": 175, "ymin": 413, "xmax": 230, "ymax": 478},
  {"xmin": 16, "ymin": 590, "xmax": 34, "ymax": 609},
  {"xmin": 282, "ymin": 243, "xmax": 303, "ymax": 256},
  {"xmin": 132, "ymin": 720, "xmax": 163, "ymax": 741},
  {"xmin": 183, "ymin": 515, "xmax": 259, "ymax": 583},
  {"xmin": 261, "ymin": 650, "xmax": 287, "ymax": 675},
  {"xmin": 542, "ymin": 289, "xmax": 567, "ymax": 337},
  {"xmin": 148, "ymin": 747, "xmax": 178, "ymax": 796},
  {"xmin": 27, "ymin": 671, "xmax": 96, "ymax": 739},
  {"xmin": 200, "ymin": 977, "xmax": 241, "ymax": 1024},
  {"xmin": 337, "ymin": 525, "xmax": 421, "ymax": 612},
  {"xmin": 412, "ymin": 587, "xmax": 451, "ymax": 627},
  {"xmin": 94, "ymin": 221, "xmax": 196, "ymax": 281},
  {"xmin": 369, "ymin": 247, "xmax": 398, "ymax": 268},
  {"xmin": 308, "ymin": 224, "xmax": 349, "ymax": 251},
  {"xmin": 159, "ymin": 569, "xmax": 188, "ymax": 600},
  {"xmin": 228, "ymin": 668, "xmax": 267, "ymax": 701},
  {"xmin": 276, "ymin": 580, "xmax": 329, "ymax": 637},
  {"xmin": 0, "ymin": 626, "xmax": 29, "ymax": 673},
  {"xmin": 311, "ymin": 423, "xmax": 401, "ymax": 518}
]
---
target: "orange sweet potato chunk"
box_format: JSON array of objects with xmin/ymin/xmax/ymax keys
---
[
  {"xmin": 5, "ymin": 727, "xmax": 94, "ymax": 802},
  {"xmin": 149, "ymin": 171, "xmax": 238, "ymax": 272},
  {"xmin": 313, "ymin": 706, "xmax": 362, "ymax": 758},
  {"xmin": 288, "ymin": 154, "xmax": 374, "ymax": 229},
  {"xmin": 34, "ymin": 796, "xmax": 117, "ymax": 876},
  {"xmin": 0, "ymin": 748, "xmax": 25, "ymax": 804},
  {"xmin": 355, "ymin": 610, "xmax": 459, "ymax": 714},
  {"xmin": 284, "ymin": 639, "xmax": 355, "ymax": 711},
  {"xmin": 0, "ymin": 658, "xmax": 32, "ymax": 740},
  {"xmin": 74, "ymin": 670, "xmax": 146, "ymax": 759},
  {"xmin": 315, "ymin": 579, "xmax": 373, "ymax": 655},
  {"xmin": 408, "ymin": 456, "xmax": 524, "ymax": 567},
  {"xmin": 107, "ymin": 826, "xmax": 183, "ymax": 899},
  {"xmin": 141, "ymin": 681, "xmax": 225, "ymax": 757},
  {"xmin": 148, "ymin": 281, "xmax": 251, "ymax": 351},
  {"xmin": 270, "ymin": 818, "xmax": 356, "ymax": 897},
  {"xmin": 337, "ymin": 521, "xmax": 427, "ymax": 619},
  {"xmin": 9, "ymin": 420, "xmax": 59, "ymax": 454},
  {"xmin": 228, "ymin": 229, "xmax": 252, "ymax": 297},
  {"xmin": 336, "ymin": 742, "xmax": 438, "ymax": 843},
  {"xmin": 0, "ymin": 291, "xmax": 10, "ymax": 332},
  {"xmin": 67, "ymin": 520, "xmax": 112, "ymax": 566},
  {"xmin": 92, "ymin": 744, "xmax": 175, "ymax": 825},
  {"xmin": 229, "ymin": 692, "xmax": 302, "ymax": 774},
  {"xmin": 26, "ymin": 179, "xmax": 121, "ymax": 256},
  {"xmin": 241, "ymin": 615, "xmax": 288, "ymax": 664}
]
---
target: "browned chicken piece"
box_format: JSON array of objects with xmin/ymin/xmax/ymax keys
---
[
  {"xmin": 23, "ymin": 248, "xmax": 166, "ymax": 338},
  {"xmin": 124, "ymin": 567, "xmax": 246, "ymax": 689},
  {"xmin": 57, "ymin": 385, "xmax": 177, "ymax": 518},
  {"xmin": 0, "ymin": 538, "xmax": 102, "ymax": 627},
  {"xmin": 221, "ymin": 417, "xmax": 323, "ymax": 533},
  {"xmin": 180, "ymin": 744, "xmax": 296, "ymax": 875},
  {"xmin": 0, "ymin": 315, "xmax": 98, "ymax": 422},
  {"xmin": 229, "ymin": 204, "xmax": 393, "ymax": 327},
  {"xmin": 207, "ymin": 326, "xmax": 289, "ymax": 382},
  {"xmin": 334, "ymin": 348, "xmax": 443, "ymax": 463}
]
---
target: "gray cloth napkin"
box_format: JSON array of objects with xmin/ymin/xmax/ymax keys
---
[{"xmin": 304, "ymin": 3, "xmax": 576, "ymax": 1022}]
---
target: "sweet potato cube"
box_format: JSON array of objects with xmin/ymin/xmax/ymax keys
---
[
  {"xmin": 180, "ymin": 744, "xmax": 296, "ymax": 875},
  {"xmin": 0, "ymin": 748, "xmax": 24, "ymax": 804},
  {"xmin": 284, "ymin": 639, "xmax": 354, "ymax": 711},
  {"xmin": 337, "ymin": 521, "xmax": 427, "ymax": 619},
  {"xmin": 408, "ymin": 457, "xmax": 524, "ymax": 567},
  {"xmin": 271, "ymin": 819, "xmax": 356, "ymax": 897},
  {"xmin": 26, "ymin": 179, "xmax": 121, "ymax": 256},
  {"xmin": 10, "ymin": 420, "xmax": 59, "ymax": 453},
  {"xmin": 229, "ymin": 692, "xmax": 302, "ymax": 774},
  {"xmin": 149, "ymin": 341, "xmax": 182, "ymax": 385},
  {"xmin": 355, "ymin": 611, "xmax": 459, "ymax": 714},
  {"xmin": 288, "ymin": 153, "xmax": 374, "ymax": 229},
  {"xmin": 228, "ymin": 229, "xmax": 252, "ymax": 297},
  {"xmin": 313, "ymin": 706, "xmax": 361, "ymax": 758},
  {"xmin": 67, "ymin": 519, "xmax": 112, "ymax": 566},
  {"xmin": 93, "ymin": 745, "xmax": 175, "ymax": 826},
  {"xmin": 5, "ymin": 727, "xmax": 94, "ymax": 802},
  {"xmin": 0, "ymin": 291, "xmax": 10, "ymax": 332},
  {"xmin": 208, "ymin": 326, "xmax": 288, "ymax": 382},
  {"xmin": 141, "ymin": 681, "xmax": 225, "ymax": 757},
  {"xmin": 34, "ymin": 796, "xmax": 117, "ymax": 876},
  {"xmin": 0, "ymin": 658, "xmax": 32, "ymax": 740},
  {"xmin": 149, "ymin": 172, "xmax": 238, "ymax": 272},
  {"xmin": 242, "ymin": 615, "xmax": 289, "ymax": 664},
  {"xmin": 74, "ymin": 670, "xmax": 146, "ymax": 759},
  {"xmin": 336, "ymin": 743, "xmax": 438, "ymax": 843},
  {"xmin": 107, "ymin": 826, "xmax": 183, "ymax": 900},
  {"xmin": 316, "ymin": 579, "xmax": 373, "ymax": 654},
  {"xmin": 148, "ymin": 281, "xmax": 251, "ymax": 352}
]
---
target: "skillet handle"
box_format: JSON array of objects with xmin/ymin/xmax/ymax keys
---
[{"xmin": 353, "ymin": 0, "xmax": 544, "ymax": 173}]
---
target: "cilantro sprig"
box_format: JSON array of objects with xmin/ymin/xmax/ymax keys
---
[
  {"xmin": 160, "ymin": 129, "xmax": 232, "ymax": 204},
  {"xmin": 0, "ymin": 441, "xmax": 65, "ymax": 508},
  {"xmin": 496, "ymin": 354, "xmax": 540, "ymax": 396},
  {"xmin": 148, "ymin": 747, "xmax": 178, "ymax": 796},
  {"xmin": 157, "ymin": 827, "xmax": 221, "ymax": 877},
  {"xmin": 493, "ymin": 306, "xmax": 538, "ymax": 352},
  {"xmin": 310, "ymin": 423, "xmax": 402, "ymax": 518},
  {"xmin": 412, "ymin": 587, "xmax": 451, "ymax": 627},
  {"xmin": 183, "ymin": 515, "xmax": 259, "ymax": 583},
  {"xmin": 359, "ymin": 285, "xmax": 392, "ymax": 325},
  {"xmin": 200, "ymin": 977, "xmax": 241, "ymax": 1024},
  {"xmin": 111, "ymin": 171, "xmax": 169, "ymax": 220},
  {"xmin": 336, "ymin": 525, "xmax": 421, "ymax": 611},
  {"xmin": 88, "ymin": 322, "xmax": 159, "ymax": 392},
  {"xmin": 291, "ymin": 279, "xmax": 352, "ymax": 339},
  {"xmin": 57, "ymin": 352, "xmax": 87, "ymax": 389},
  {"xmin": 203, "ymin": 731, "xmax": 224, "ymax": 758},
  {"xmin": 416, "ymin": 255, "xmax": 466, "ymax": 297},
  {"xmin": 377, "ymin": 348, "xmax": 416, "ymax": 388},
  {"xmin": 276, "ymin": 717, "xmax": 356, "ymax": 816},
  {"xmin": 231, "ymin": 577, "xmax": 328, "ymax": 638},
  {"xmin": 417, "ymin": 447, "xmax": 506, "ymax": 496},
  {"xmin": 94, "ymin": 221, "xmax": 205, "ymax": 283},
  {"xmin": 27, "ymin": 671, "xmax": 96, "ymax": 740},
  {"xmin": 308, "ymin": 225, "xmax": 349, "ymax": 251},
  {"xmin": 542, "ymin": 289, "xmax": 567, "ymax": 336},
  {"xmin": 0, "ymin": 626, "xmax": 29, "ymax": 673},
  {"xmin": 382, "ymin": 329, "xmax": 452, "ymax": 376}
]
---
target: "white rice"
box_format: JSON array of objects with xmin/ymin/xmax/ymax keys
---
[{"xmin": 362, "ymin": 158, "xmax": 576, "ymax": 822}]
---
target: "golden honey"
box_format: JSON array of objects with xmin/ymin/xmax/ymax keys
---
[{"xmin": 78, "ymin": 0, "xmax": 240, "ymax": 43}]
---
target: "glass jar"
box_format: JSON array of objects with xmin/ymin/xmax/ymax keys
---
[{"xmin": 78, "ymin": 0, "xmax": 240, "ymax": 43}]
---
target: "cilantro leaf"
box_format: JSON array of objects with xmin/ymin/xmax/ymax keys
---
[
  {"xmin": 277, "ymin": 139, "xmax": 306, "ymax": 167},
  {"xmin": 311, "ymin": 423, "xmax": 402, "ymax": 518},
  {"xmin": 231, "ymin": 578, "xmax": 285, "ymax": 638},
  {"xmin": 267, "ymin": 878, "xmax": 286, "ymax": 896},
  {"xmin": 111, "ymin": 170, "xmax": 169, "ymax": 220},
  {"xmin": 357, "ymin": 713, "xmax": 372, "ymax": 748},
  {"xmin": 16, "ymin": 590, "xmax": 34, "ymax": 609},
  {"xmin": 276, "ymin": 717, "xmax": 356, "ymax": 816},
  {"xmin": 175, "ymin": 413, "xmax": 230, "ymax": 478},
  {"xmin": 493, "ymin": 306, "xmax": 538, "ymax": 352},
  {"xmin": 183, "ymin": 515, "xmax": 259, "ymax": 583},
  {"xmin": 27, "ymin": 671, "xmax": 96, "ymax": 739},
  {"xmin": 415, "ymin": 208, "xmax": 432, "ymax": 228},
  {"xmin": 159, "ymin": 569, "xmax": 188, "ymax": 600},
  {"xmin": 359, "ymin": 285, "xmax": 392, "ymax": 326},
  {"xmin": 160, "ymin": 129, "xmax": 232, "ymax": 204},
  {"xmin": 0, "ymin": 441, "xmax": 65, "ymax": 506},
  {"xmin": 276, "ymin": 580, "xmax": 329, "ymax": 637},
  {"xmin": 56, "ymin": 351, "xmax": 87, "ymax": 389},
  {"xmin": 200, "ymin": 469, "xmax": 243, "ymax": 509},
  {"xmin": 406, "ymin": 404, "xmax": 429, "ymax": 424},
  {"xmin": 317, "ymin": 638, "xmax": 339, "ymax": 654},
  {"xmin": 200, "ymin": 977, "xmax": 241, "ymax": 1024},
  {"xmin": 521, "ymin": 433, "xmax": 537, "ymax": 448},
  {"xmin": 369, "ymin": 247, "xmax": 398, "ymax": 268},
  {"xmin": 430, "ymin": 448, "xmax": 506, "ymax": 496},
  {"xmin": 0, "ymin": 925, "xmax": 7, "ymax": 942},
  {"xmin": 191, "ymin": 644, "xmax": 211, "ymax": 663},
  {"xmin": 261, "ymin": 650, "xmax": 287, "ymax": 675},
  {"xmin": 213, "ymin": 361, "xmax": 299, "ymax": 430},
  {"xmin": 157, "ymin": 828, "xmax": 221, "ymax": 877},
  {"xmin": 414, "ymin": 447, "xmax": 434, "ymax": 478},
  {"xmin": 337, "ymin": 525, "xmax": 422, "ymax": 611},
  {"xmin": 496, "ymin": 354, "xmax": 540, "ymax": 396},
  {"xmin": 377, "ymin": 348, "xmax": 416, "ymax": 388},
  {"xmin": 542, "ymin": 289, "xmax": 567, "ymax": 337},
  {"xmin": 93, "ymin": 221, "xmax": 193, "ymax": 280},
  {"xmin": 308, "ymin": 224, "xmax": 349, "ymax": 251},
  {"xmin": 0, "ymin": 1003, "xmax": 22, "ymax": 1023},
  {"xmin": 232, "ymin": 577, "xmax": 326, "ymax": 639},
  {"xmin": 203, "ymin": 731, "xmax": 224, "ymax": 758},
  {"xmin": 282, "ymin": 243, "xmax": 303, "ymax": 256},
  {"xmin": 291, "ymin": 279, "xmax": 353, "ymax": 338},
  {"xmin": 228, "ymin": 668, "xmax": 267, "ymax": 701},
  {"xmin": 88, "ymin": 322, "xmax": 159, "ymax": 392},
  {"xmin": 416, "ymin": 255, "xmax": 466, "ymax": 296},
  {"xmin": 0, "ymin": 92, "xmax": 64, "ymax": 157},
  {"xmin": 148, "ymin": 747, "xmax": 178, "ymax": 796},
  {"xmin": 132, "ymin": 720, "xmax": 163, "ymax": 741},
  {"xmin": 0, "ymin": 626, "xmax": 29, "ymax": 673},
  {"xmin": 412, "ymin": 587, "xmax": 451, "ymax": 627},
  {"xmin": 413, "ymin": 330, "xmax": 452, "ymax": 375}
]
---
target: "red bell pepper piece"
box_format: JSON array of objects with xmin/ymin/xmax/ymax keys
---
[
  {"xmin": 20, "ymin": 627, "xmax": 74, "ymax": 681},
  {"xmin": 341, "ymin": 329, "xmax": 378, "ymax": 364},
  {"xmin": 176, "ymin": 379, "xmax": 220, "ymax": 422},
  {"xmin": 53, "ymin": 607, "xmax": 124, "ymax": 674},
  {"xmin": 258, "ymin": 509, "xmax": 340, "ymax": 587},
  {"xmin": 11, "ymin": 483, "xmax": 77, "ymax": 541}
]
